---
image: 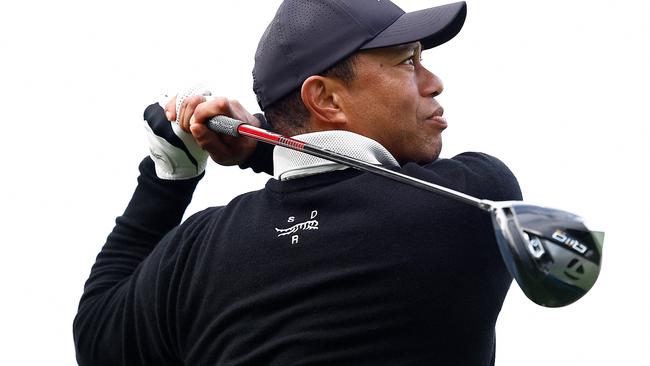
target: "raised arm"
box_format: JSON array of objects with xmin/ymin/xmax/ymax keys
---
[{"xmin": 73, "ymin": 93, "xmax": 272, "ymax": 364}]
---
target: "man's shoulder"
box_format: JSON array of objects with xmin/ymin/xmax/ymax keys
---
[
  {"xmin": 406, "ymin": 151, "xmax": 522, "ymax": 202},
  {"xmin": 181, "ymin": 187, "xmax": 269, "ymax": 230},
  {"xmin": 447, "ymin": 151, "xmax": 513, "ymax": 174},
  {"xmin": 453, "ymin": 151, "xmax": 522, "ymax": 201},
  {"xmin": 175, "ymin": 205, "xmax": 226, "ymax": 239}
]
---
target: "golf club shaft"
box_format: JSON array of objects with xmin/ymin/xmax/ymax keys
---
[{"xmin": 208, "ymin": 116, "xmax": 492, "ymax": 211}]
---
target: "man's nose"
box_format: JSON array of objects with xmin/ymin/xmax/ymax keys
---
[{"xmin": 418, "ymin": 66, "xmax": 443, "ymax": 98}]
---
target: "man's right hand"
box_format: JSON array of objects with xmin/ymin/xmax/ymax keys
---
[{"xmin": 166, "ymin": 95, "xmax": 261, "ymax": 166}]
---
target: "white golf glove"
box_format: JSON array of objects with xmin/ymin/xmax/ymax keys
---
[{"xmin": 143, "ymin": 86, "xmax": 211, "ymax": 180}]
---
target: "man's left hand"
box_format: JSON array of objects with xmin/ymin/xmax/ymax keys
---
[{"xmin": 143, "ymin": 88, "xmax": 211, "ymax": 180}]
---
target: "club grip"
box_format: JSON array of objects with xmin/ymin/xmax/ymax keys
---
[{"xmin": 207, "ymin": 115, "xmax": 246, "ymax": 137}]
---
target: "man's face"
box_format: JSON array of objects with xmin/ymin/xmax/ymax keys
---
[{"xmin": 339, "ymin": 42, "xmax": 446, "ymax": 165}]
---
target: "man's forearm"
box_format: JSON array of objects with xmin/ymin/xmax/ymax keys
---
[
  {"xmin": 73, "ymin": 157, "xmax": 201, "ymax": 364},
  {"xmin": 79, "ymin": 157, "xmax": 201, "ymax": 299}
]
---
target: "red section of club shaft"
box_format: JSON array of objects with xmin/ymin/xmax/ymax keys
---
[{"xmin": 239, "ymin": 124, "xmax": 306, "ymax": 151}]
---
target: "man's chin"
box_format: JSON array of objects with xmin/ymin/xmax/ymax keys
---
[
  {"xmin": 400, "ymin": 143, "xmax": 442, "ymax": 166},
  {"xmin": 421, "ymin": 141, "xmax": 443, "ymax": 165}
]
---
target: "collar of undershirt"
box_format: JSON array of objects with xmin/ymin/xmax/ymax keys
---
[{"xmin": 273, "ymin": 130, "xmax": 400, "ymax": 181}]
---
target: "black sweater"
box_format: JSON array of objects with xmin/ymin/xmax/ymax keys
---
[{"xmin": 74, "ymin": 137, "xmax": 522, "ymax": 365}]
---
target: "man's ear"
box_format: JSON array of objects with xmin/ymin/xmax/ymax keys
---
[{"xmin": 300, "ymin": 75, "xmax": 347, "ymax": 127}]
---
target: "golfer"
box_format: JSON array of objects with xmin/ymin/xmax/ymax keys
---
[{"xmin": 74, "ymin": 1, "xmax": 522, "ymax": 365}]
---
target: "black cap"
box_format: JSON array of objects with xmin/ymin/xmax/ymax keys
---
[{"xmin": 252, "ymin": 0, "xmax": 467, "ymax": 110}]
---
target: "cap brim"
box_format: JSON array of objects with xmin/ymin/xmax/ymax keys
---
[{"xmin": 360, "ymin": 1, "xmax": 467, "ymax": 50}]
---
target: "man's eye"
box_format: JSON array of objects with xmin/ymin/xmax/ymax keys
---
[{"xmin": 403, "ymin": 56, "xmax": 415, "ymax": 66}]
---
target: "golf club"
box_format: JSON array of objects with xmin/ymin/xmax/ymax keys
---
[{"xmin": 207, "ymin": 115, "xmax": 604, "ymax": 307}]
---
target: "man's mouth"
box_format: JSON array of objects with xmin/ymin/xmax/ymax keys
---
[{"xmin": 426, "ymin": 107, "xmax": 447, "ymax": 129}]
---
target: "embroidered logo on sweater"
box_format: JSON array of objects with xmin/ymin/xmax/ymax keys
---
[{"xmin": 276, "ymin": 210, "xmax": 319, "ymax": 245}]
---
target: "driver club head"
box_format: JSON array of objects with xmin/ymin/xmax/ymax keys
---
[{"xmin": 488, "ymin": 201, "xmax": 604, "ymax": 307}]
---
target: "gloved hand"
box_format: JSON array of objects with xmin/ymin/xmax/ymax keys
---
[{"xmin": 143, "ymin": 86, "xmax": 211, "ymax": 180}]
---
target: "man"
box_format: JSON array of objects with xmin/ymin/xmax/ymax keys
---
[{"xmin": 74, "ymin": 1, "xmax": 522, "ymax": 365}]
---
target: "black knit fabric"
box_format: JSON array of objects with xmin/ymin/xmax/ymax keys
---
[{"xmin": 74, "ymin": 150, "xmax": 522, "ymax": 365}]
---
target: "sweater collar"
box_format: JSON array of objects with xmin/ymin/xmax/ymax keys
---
[{"xmin": 273, "ymin": 130, "xmax": 400, "ymax": 181}]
